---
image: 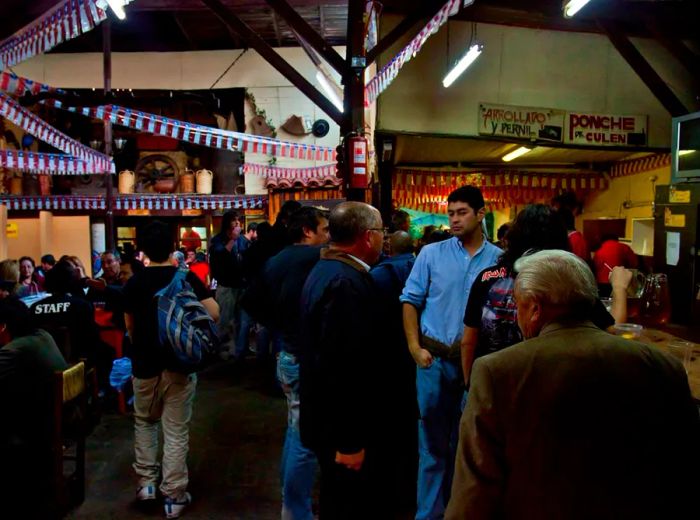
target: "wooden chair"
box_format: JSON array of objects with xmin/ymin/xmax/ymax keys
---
[{"xmin": 51, "ymin": 361, "xmax": 87, "ymax": 516}]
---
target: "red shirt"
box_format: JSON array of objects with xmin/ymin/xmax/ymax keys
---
[
  {"xmin": 568, "ymin": 231, "xmax": 589, "ymax": 262},
  {"xmin": 593, "ymin": 240, "xmax": 638, "ymax": 283},
  {"xmin": 189, "ymin": 261, "xmax": 210, "ymax": 287}
]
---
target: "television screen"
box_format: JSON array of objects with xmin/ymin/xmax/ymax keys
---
[{"xmin": 672, "ymin": 111, "xmax": 700, "ymax": 181}]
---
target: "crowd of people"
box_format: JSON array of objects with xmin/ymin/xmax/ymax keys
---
[{"xmin": 1, "ymin": 185, "xmax": 698, "ymax": 519}]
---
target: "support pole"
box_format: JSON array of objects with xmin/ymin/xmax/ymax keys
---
[
  {"xmin": 344, "ymin": 0, "xmax": 367, "ymax": 202},
  {"xmin": 103, "ymin": 20, "xmax": 115, "ymax": 251}
]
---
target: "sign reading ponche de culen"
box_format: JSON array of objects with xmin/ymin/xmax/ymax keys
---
[
  {"xmin": 565, "ymin": 112, "xmax": 648, "ymax": 146},
  {"xmin": 478, "ymin": 103, "xmax": 565, "ymax": 142}
]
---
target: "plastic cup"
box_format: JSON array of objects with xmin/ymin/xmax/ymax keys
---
[
  {"xmin": 611, "ymin": 323, "xmax": 643, "ymax": 340},
  {"xmin": 667, "ymin": 340, "xmax": 693, "ymax": 373}
]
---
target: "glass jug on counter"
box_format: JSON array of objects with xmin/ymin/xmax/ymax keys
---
[{"xmin": 639, "ymin": 273, "xmax": 671, "ymax": 327}]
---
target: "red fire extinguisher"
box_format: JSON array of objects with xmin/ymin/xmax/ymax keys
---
[{"xmin": 347, "ymin": 136, "xmax": 368, "ymax": 189}]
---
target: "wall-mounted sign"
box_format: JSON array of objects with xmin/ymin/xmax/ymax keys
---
[
  {"xmin": 565, "ymin": 112, "xmax": 647, "ymax": 147},
  {"xmin": 478, "ymin": 103, "xmax": 565, "ymax": 142},
  {"xmin": 6, "ymin": 222, "xmax": 17, "ymax": 238}
]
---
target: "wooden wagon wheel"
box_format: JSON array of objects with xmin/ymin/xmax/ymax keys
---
[{"xmin": 134, "ymin": 154, "xmax": 179, "ymax": 190}]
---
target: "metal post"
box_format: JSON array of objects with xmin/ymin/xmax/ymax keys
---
[
  {"xmin": 344, "ymin": 0, "xmax": 367, "ymax": 202},
  {"xmin": 103, "ymin": 20, "xmax": 115, "ymax": 251}
]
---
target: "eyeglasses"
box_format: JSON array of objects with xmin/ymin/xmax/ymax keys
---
[{"xmin": 368, "ymin": 227, "xmax": 389, "ymax": 235}]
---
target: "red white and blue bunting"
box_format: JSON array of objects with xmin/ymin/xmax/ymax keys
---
[
  {"xmin": 0, "ymin": 195, "xmax": 107, "ymax": 211},
  {"xmin": 364, "ymin": 0, "xmax": 461, "ymax": 105},
  {"xmin": 0, "ymin": 149, "xmax": 93, "ymax": 175},
  {"xmin": 47, "ymin": 101, "xmax": 337, "ymax": 162},
  {"xmin": 0, "ymin": 71, "xmax": 63, "ymax": 97},
  {"xmin": 0, "ymin": 0, "xmax": 135, "ymax": 71},
  {"xmin": 114, "ymin": 194, "xmax": 266, "ymax": 211},
  {"xmin": 0, "ymin": 92, "xmax": 113, "ymax": 173},
  {"xmin": 0, "ymin": 194, "xmax": 266, "ymax": 211},
  {"xmin": 244, "ymin": 162, "xmax": 341, "ymax": 189}
]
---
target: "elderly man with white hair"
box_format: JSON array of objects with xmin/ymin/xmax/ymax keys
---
[{"xmin": 446, "ymin": 250, "xmax": 700, "ymax": 520}]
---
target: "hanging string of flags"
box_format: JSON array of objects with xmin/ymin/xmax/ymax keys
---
[
  {"xmin": 0, "ymin": 92, "xmax": 113, "ymax": 172},
  {"xmin": 0, "ymin": 149, "xmax": 93, "ymax": 175},
  {"xmin": 244, "ymin": 163, "xmax": 341, "ymax": 189},
  {"xmin": 0, "ymin": 194, "xmax": 267, "ymax": 212},
  {"xmin": 243, "ymin": 162, "xmax": 337, "ymax": 179},
  {"xmin": 45, "ymin": 100, "xmax": 338, "ymax": 162},
  {"xmin": 365, "ymin": 0, "xmax": 461, "ymax": 105},
  {"xmin": 0, "ymin": 0, "xmax": 135, "ymax": 71},
  {"xmin": 0, "ymin": 71, "xmax": 63, "ymax": 97}
]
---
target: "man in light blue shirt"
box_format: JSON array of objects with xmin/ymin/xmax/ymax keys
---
[{"xmin": 401, "ymin": 186, "xmax": 502, "ymax": 520}]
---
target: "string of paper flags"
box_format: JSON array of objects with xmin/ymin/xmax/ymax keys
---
[
  {"xmin": 365, "ymin": 0, "xmax": 461, "ymax": 105},
  {"xmin": 0, "ymin": 194, "xmax": 266, "ymax": 212},
  {"xmin": 46, "ymin": 100, "xmax": 337, "ymax": 162},
  {"xmin": 0, "ymin": 0, "xmax": 135, "ymax": 71},
  {"xmin": 0, "ymin": 92, "xmax": 113, "ymax": 172},
  {"xmin": 0, "ymin": 149, "xmax": 93, "ymax": 175}
]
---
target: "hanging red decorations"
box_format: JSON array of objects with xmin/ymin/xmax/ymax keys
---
[
  {"xmin": 393, "ymin": 168, "xmax": 608, "ymax": 212},
  {"xmin": 610, "ymin": 153, "xmax": 670, "ymax": 178}
]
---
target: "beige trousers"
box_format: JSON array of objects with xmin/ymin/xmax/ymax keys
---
[{"xmin": 133, "ymin": 370, "xmax": 197, "ymax": 499}]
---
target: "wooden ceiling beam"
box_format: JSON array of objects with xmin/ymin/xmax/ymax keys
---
[
  {"xmin": 271, "ymin": 10, "xmax": 283, "ymax": 47},
  {"xmin": 172, "ymin": 13, "xmax": 197, "ymax": 51},
  {"xmin": 264, "ymin": 0, "xmax": 347, "ymax": 76},
  {"xmin": 202, "ymin": 0, "xmax": 344, "ymax": 126},
  {"xmin": 644, "ymin": 16, "xmax": 700, "ymax": 80},
  {"xmin": 598, "ymin": 19, "xmax": 688, "ymax": 117},
  {"xmin": 366, "ymin": 2, "xmax": 446, "ymax": 65}
]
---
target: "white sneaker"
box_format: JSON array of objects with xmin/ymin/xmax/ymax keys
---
[
  {"xmin": 164, "ymin": 492, "xmax": 192, "ymax": 519},
  {"xmin": 136, "ymin": 484, "xmax": 156, "ymax": 501}
]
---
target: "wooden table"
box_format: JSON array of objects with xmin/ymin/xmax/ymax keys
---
[{"xmin": 638, "ymin": 328, "xmax": 700, "ymax": 401}]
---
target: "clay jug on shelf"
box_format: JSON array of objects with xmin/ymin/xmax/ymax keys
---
[
  {"xmin": 179, "ymin": 169, "xmax": 195, "ymax": 193},
  {"xmin": 118, "ymin": 170, "xmax": 135, "ymax": 194},
  {"xmin": 9, "ymin": 176, "xmax": 22, "ymax": 195},
  {"xmin": 196, "ymin": 169, "xmax": 213, "ymax": 194}
]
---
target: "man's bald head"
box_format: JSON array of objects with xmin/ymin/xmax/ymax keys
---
[
  {"xmin": 390, "ymin": 231, "xmax": 414, "ymax": 256},
  {"xmin": 329, "ymin": 202, "xmax": 382, "ymax": 245}
]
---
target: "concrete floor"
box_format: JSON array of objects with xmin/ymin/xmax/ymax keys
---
[{"xmin": 68, "ymin": 359, "xmax": 295, "ymax": 520}]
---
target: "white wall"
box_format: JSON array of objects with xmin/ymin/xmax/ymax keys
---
[
  {"xmin": 376, "ymin": 18, "xmax": 697, "ymax": 148},
  {"xmin": 13, "ymin": 48, "xmax": 346, "ymax": 195}
]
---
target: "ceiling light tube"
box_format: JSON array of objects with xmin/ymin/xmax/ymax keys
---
[
  {"xmin": 316, "ymin": 71, "xmax": 344, "ymax": 112},
  {"xmin": 107, "ymin": 0, "xmax": 127, "ymax": 20},
  {"xmin": 442, "ymin": 43, "xmax": 483, "ymax": 88},
  {"xmin": 563, "ymin": 0, "xmax": 592, "ymax": 18},
  {"xmin": 678, "ymin": 150, "xmax": 695, "ymax": 156},
  {"xmin": 502, "ymin": 146, "xmax": 532, "ymax": 162}
]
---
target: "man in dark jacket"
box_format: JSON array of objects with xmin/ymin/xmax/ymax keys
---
[
  {"xmin": 446, "ymin": 250, "xmax": 700, "ymax": 520},
  {"xmin": 259, "ymin": 206, "xmax": 329, "ymax": 520},
  {"xmin": 299, "ymin": 201, "xmax": 386, "ymax": 519}
]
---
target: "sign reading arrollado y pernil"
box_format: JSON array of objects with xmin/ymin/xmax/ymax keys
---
[
  {"xmin": 478, "ymin": 103, "xmax": 566, "ymax": 142},
  {"xmin": 565, "ymin": 112, "xmax": 648, "ymax": 147}
]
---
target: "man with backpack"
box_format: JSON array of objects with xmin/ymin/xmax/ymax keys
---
[{"xmin": 123, "ymin": 221, "xmax": 220, "ymax": 519}]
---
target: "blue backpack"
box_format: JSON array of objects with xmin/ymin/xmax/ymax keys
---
[{"xmin": 155, "ymin": 269, "xmax": 219, "ymax": 373}]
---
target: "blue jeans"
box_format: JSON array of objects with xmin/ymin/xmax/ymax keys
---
[
  {"xmin": 234, "ymin": 312, "xmax": 275, "ymax": 362},
  {"xmin": 416, "ymin": 358, "xmax": 466, "ymax": 520},
  {"xmin": 277, "ymin": 350, "xmax": 317, "ymax": 520}
]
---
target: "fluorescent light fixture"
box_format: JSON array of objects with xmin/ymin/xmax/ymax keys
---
[
  {"xmin": 107, "ymin": 0, "xmax": 127, "ymax": 20},
  {"xmin": 316, "ymin": 71, "xmax": 344, "ymax": 112},
  {"xmin": 502, "ymin": 146, "xmax": 532, "ymax": 162},
  {"xmin": 442, "ymin": 43, "xmax": 483, "ymax": 88},
  {"xmin": 563, "ymin": 0, "xmax": 592, "ymax": 18},
  {"xmin": 679, "ymin": 150, "xmax": 695, "ymax": 156}
]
